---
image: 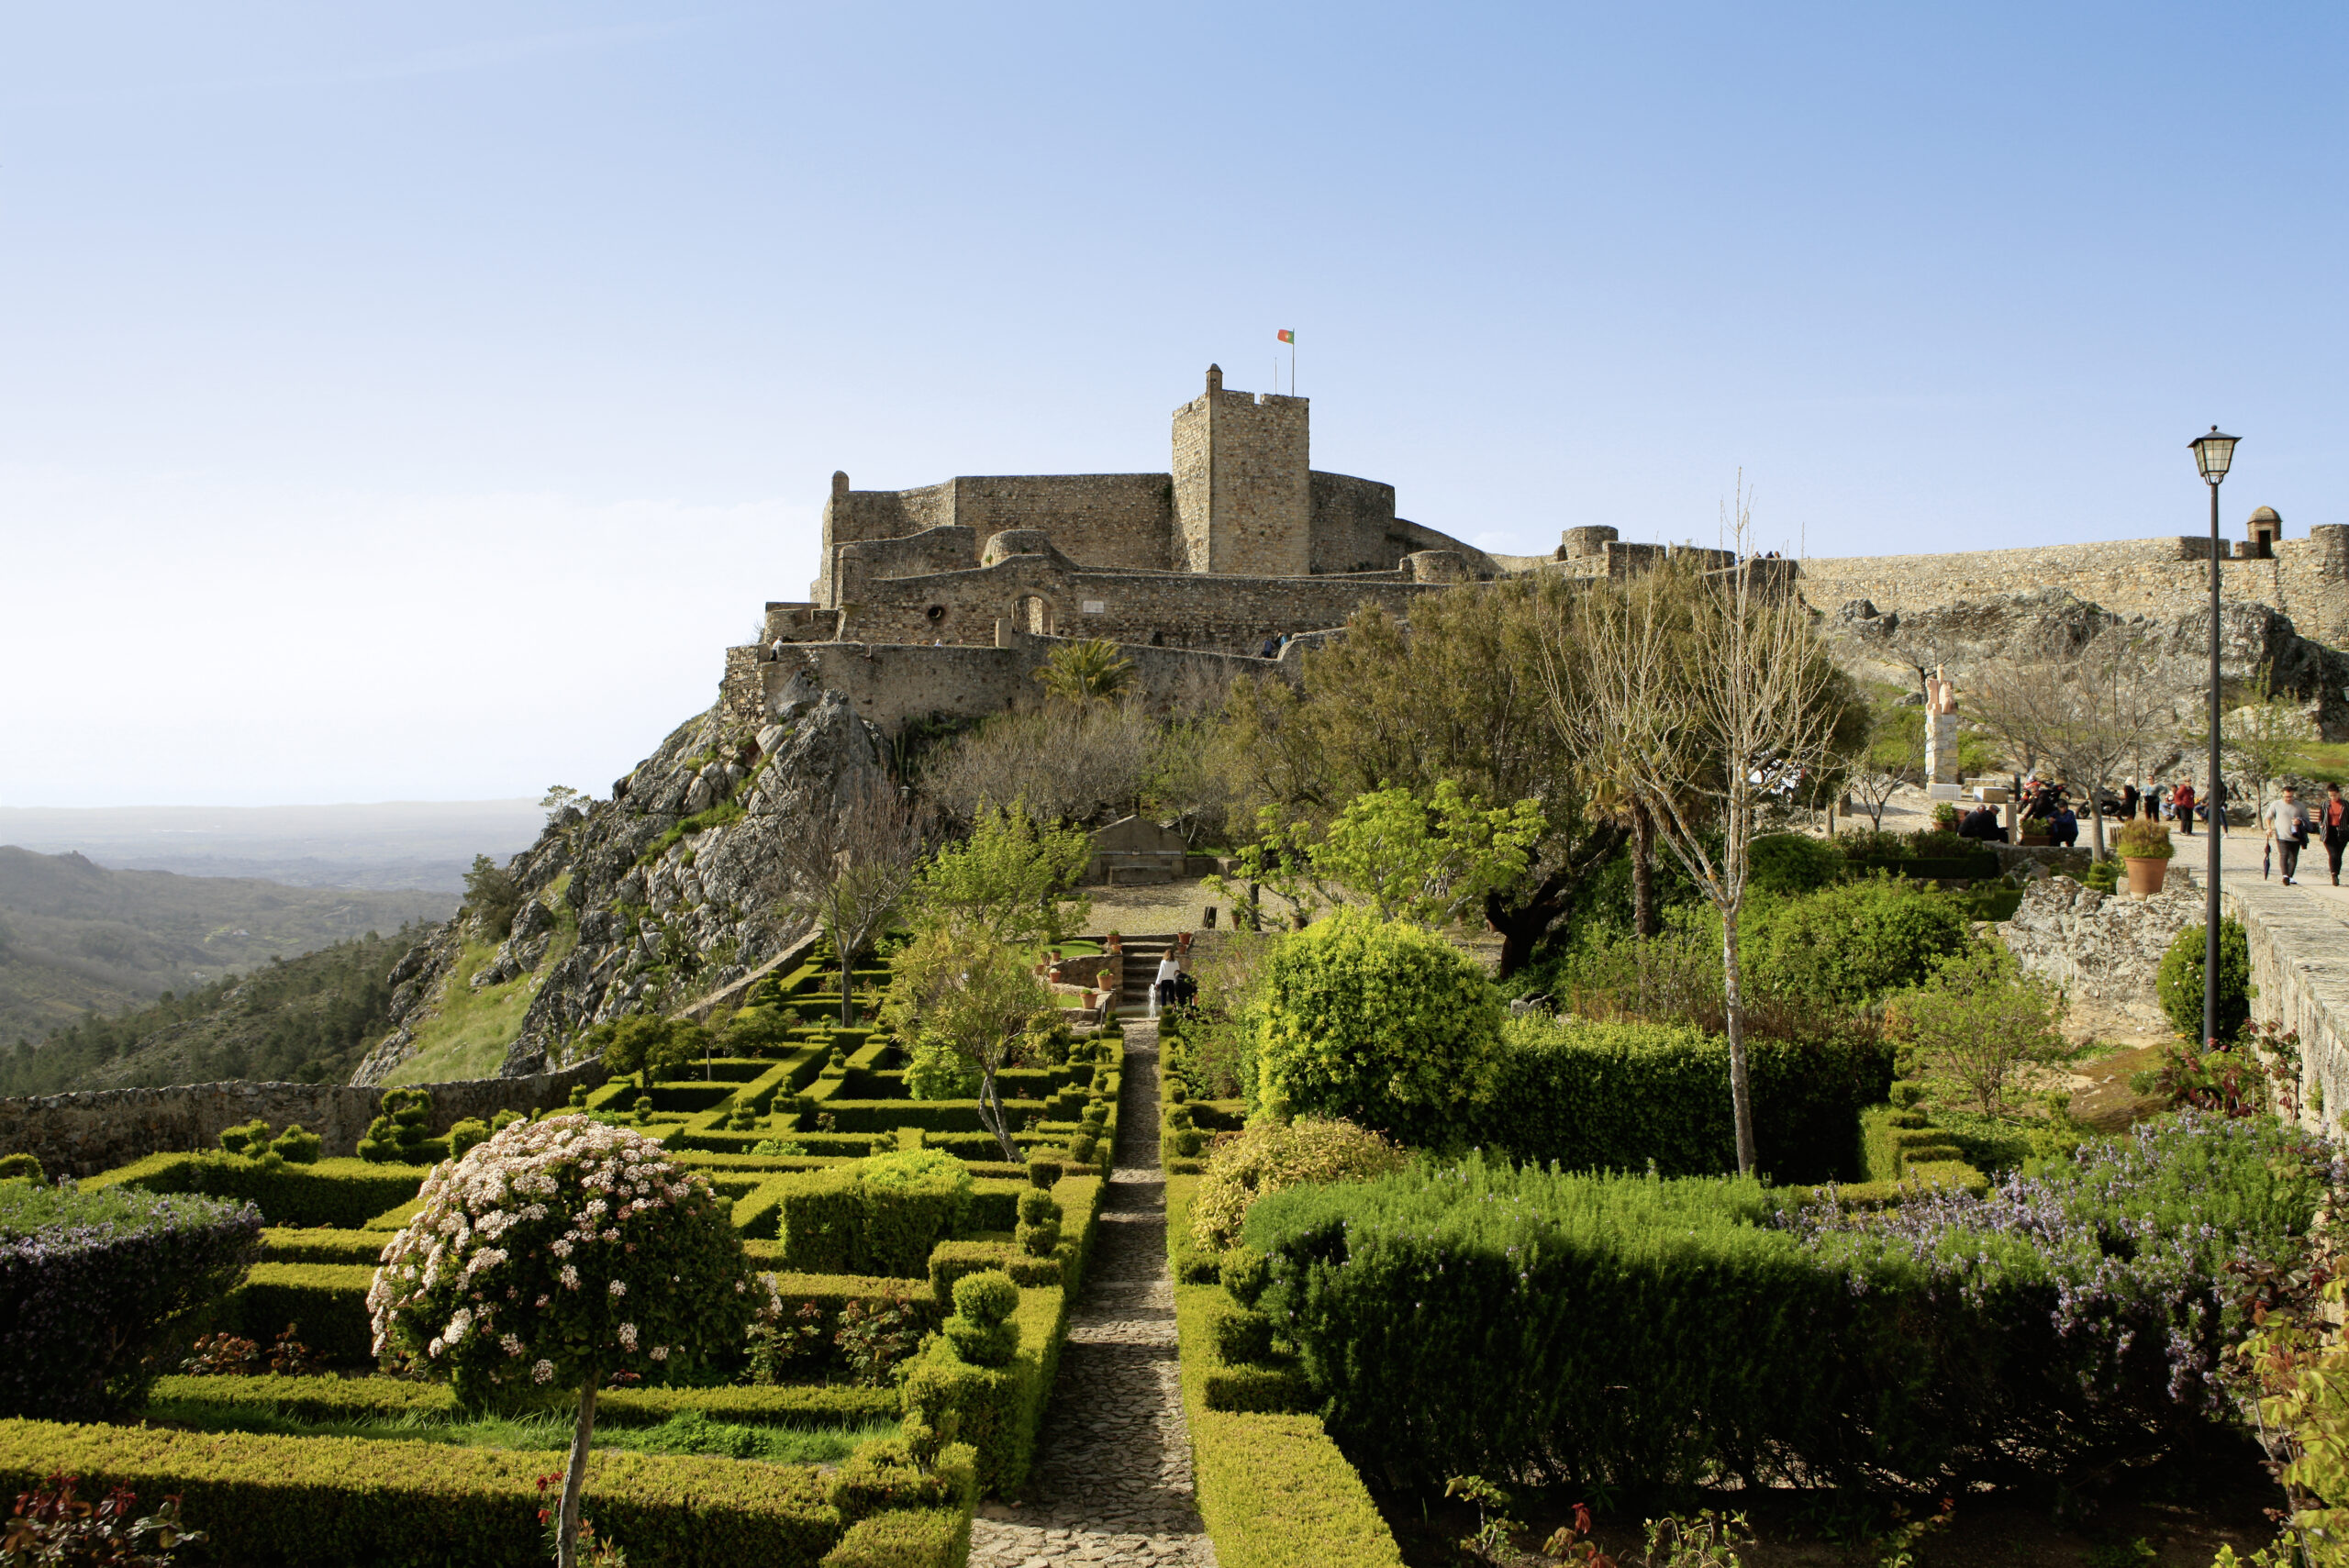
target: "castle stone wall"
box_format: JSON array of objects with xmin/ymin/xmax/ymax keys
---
[
  {"xmin": 1800, "ymin": 528, "xmax": 2349, "ymax": 648},
  {"xmin": 746, "ymin": 631, "xmax": 1298, "ymax": 739},
  {"xmin": 827, "ymin": 548, "xmax": 1437, "ymax": 656},
  {"xmin": 950, "ymin": 474, "xmax": 1174, "ymax": 572}
]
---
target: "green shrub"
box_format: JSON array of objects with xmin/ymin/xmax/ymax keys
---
[
  {"xmin": 1888, "ymin": 944, "xmax": 2066, "ymax": 1115},
  {"xmin": 268, "ymin": 1125, "xmax": 321, "ymax": 1164},
  {"xmin": 219, "ymin": 1118, "xmax": 274, "ymax": 1157},
  {"xmin": 0, "ymin": 1183, "xmax": 262, "ymax": 1419},
  {"xmin": 776, "ymin": 1152, "xmax": 974, "ymax": 1277},
  {"xmin": 2115, "ymin": 818, "xmax": 2176, "ymax": 860},
  {"xmin": 1471, "ymin": 1015, "xmax": 1891, "ymax": 1183},
  {"xmin": 1191, "ymin": 1118, "xmax": 1407, "ymax": 1252},
  {"xmin": 446, "ymin": 1118, "xmax": 492, "ymax": 1160},
  {"xmin": 1743, "ymin": 876, "xmax": 1972, "ymax": 1008},
  {"xmin": 356, "ymin": 1087, "xmax": 435, "ymax": 1164},
  {"xmin": 0, "ymin": 1153, "xmax": 44, "ymax": 1184},
  {"xmin": 1241, "ymin": 1118, "xmax": 2321, "ymax": 1491},
  {"xmin": 1746, "ymin": 832, "xmax": 1846, "ymax": 895},
  {"xmin": 898, "ymin": 1284, "xmax": 1067, "ymax": 1496},
  {"xmin": 226, "ymin": 1262, "xmax": 375, "ymax": 1364},
  {"xmin": 1247, "ymin": 909, "xmax": 1503, "ymax": 1141},
  {"xmin": 0, "ymin": 1417, "xmax": 850, "ymax": 1566},
  {"xmin": 941, "ymin": 1270, "xmax": 1020, "ymax": 1367},
  {"xmin": 2084, "ymin": 858, "xmax": 2121, "ymax": 894},
  {"xmin": 87, "ymin": 1153, "xmax": 425, "ymax": 1230},
  {"xmin": 2157, "ymin": 919, "xmax": 2255, "ymax": 1043}
]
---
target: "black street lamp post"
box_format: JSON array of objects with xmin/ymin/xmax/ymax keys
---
[{"xmin": 2189, "ymin": 426, "xmax": 2239, "ymax": 1049}]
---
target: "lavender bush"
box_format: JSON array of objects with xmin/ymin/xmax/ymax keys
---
[{"xmin": 0, "ymin": 1182, "xmax": 262, "ymax": 1420}]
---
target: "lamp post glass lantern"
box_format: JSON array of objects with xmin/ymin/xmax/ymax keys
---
[{"xmin": 2190, "ymin": 426, "xmax": 2239, "ymax": 1049}]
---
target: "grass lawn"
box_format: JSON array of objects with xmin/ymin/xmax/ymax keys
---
[
  {"xmin": 146, "ymin": 1398, "xmax": 896, "ymax": 1465},
  {"xmin": 382, "ymin": 927, "xmax": 576, "ymax": 1087}
]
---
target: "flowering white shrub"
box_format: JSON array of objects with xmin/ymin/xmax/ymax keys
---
[{"xmin": 367, "ymin": 1115, "xmax": 773, "ymax": 1408}]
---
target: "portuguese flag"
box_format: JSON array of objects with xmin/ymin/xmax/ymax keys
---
[{"xmin": 1276, "ymin": 329, "xmax": 1294, "ymax": 343}]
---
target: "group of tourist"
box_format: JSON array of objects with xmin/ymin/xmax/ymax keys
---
[
  {"xmin": 2000, "ymin": 772, "xmax": 2349, "ymax": 888},
  {"xmin": 1148, "ymin": 933, "xmax": 1197, "ymax": 1018}
]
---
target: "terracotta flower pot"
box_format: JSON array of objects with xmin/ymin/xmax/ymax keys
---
[{"xmin": 2122, "ymin": 856, "xmax": 2168, "ymax": 896}]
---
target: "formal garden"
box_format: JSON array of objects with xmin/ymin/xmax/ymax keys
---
[{"xmin": 8, "ymin": 565, "xmax": 2349, "ymax": 1568}]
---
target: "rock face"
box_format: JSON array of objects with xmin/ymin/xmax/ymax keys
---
[
  {"xmin": 1998, "ymin": 873, "xmax": 2199, "ymax": 1030},
  {"xmin": 351, "ymin": 689, "xmax": 889, "ymax": 1085},
  {"xmin": 1835, "ymin": 589, "xmax": 2349, "ymax": 739}
]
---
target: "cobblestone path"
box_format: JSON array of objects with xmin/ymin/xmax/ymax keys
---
[{"xmin": 968, "ymin": 1020, "xmax": 1219, "ymax": 1568}]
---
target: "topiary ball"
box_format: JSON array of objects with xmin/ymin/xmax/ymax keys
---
[
  {"xmin": 942, "ymin": 1316, "xmax": 1019, "ymax": 1367},
  {"xmin": 2157, "ymin": 918, "xmax": 2254, "ymax": 1043},
  {"xmin": 1017, "ymin": 1189, "xmax": 1060, "ymax": 1227},
  {"xmin": 1219, "ymin": 1245, "xmax": 1270, "ymax": 1309},
  {"xmin": 952, "ymin": 1269, "xmax": 1019, "ymax": 1328},
  {"xmin": 1025, "ymin": 1154, "xmax": 1059, "ymax": 1189},
  {"xmin": 448, "ymin": 1118, "xmax": 493, "ymax": 1160},
  {"xmin": 1017, "ymin": 1219, "xmax": 1061, "ymax": 1258}
]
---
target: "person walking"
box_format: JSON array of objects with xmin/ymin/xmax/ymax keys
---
[
  {"xmin": 2213, "ymin": 778, "xmax": 2232, "ymax": 838},
  {"xmin": 2321, "ymin": 782, "xmax": 2349, "ymax": 886},
  {"xmin": 2174, "ymin": 778, "xmax": 2197, "ymax": 836},
  {"xmin": 2266, "ymin": 784, "xmax": 2311, "ymax": 887},
  {"xmin": 1150, "ymin": 950, "xmax": 1182, "ymax": 1018}
]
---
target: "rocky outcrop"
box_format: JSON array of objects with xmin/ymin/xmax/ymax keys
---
[
  {"xmin": 1835, "ymin": 589, "xmax": 2349, "ymax": 739},
  {"xmin": 352, "ymin": 687, "xmax": 889, "ymax": 1084},
  {"xmin": 1998, "ymin": 873, "xmax": 2199, "ymax": 1030}
]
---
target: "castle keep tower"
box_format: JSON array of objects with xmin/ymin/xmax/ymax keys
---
[{"xmin": 1171, "ymin": 364, "xmax": 1310, "ymax": 576}]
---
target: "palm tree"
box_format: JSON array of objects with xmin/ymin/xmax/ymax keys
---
[{"xmin": 1035, "ymin": 639, "xmax": 1133, "ymax": 706}]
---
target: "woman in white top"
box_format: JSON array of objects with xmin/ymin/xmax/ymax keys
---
[{"xmin": 1151, "ymin": 953, "xmax": 1183, "ymax": 1018}]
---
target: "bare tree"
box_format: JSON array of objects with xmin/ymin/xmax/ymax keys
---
[
  {"xmin": 1540, "ymin": 490, "xmax": 1850, "ymax": 1175},
  {"xmin": 768, "ymin": 776, "xmax": 931, "ymax": 1023},
  {"xmin": 919, "ymin": 703, "xmax": 1158, "ymax": 828},
  {"xmin": 1845, "ymin": 685, "xmax": 1924, "ymax": 832},
  {"xmin": 1973, "ymin": 632, "xmax": 2182, "ymax": 860}
]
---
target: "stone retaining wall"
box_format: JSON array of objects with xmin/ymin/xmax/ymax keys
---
[
  {"xmin": 0, "ymin": 1058, "xmax": 607, "ymax": 1179},
  {"xmin": 2225, "ymin": 878, "xmax": 2349, "ymax": 1130},
  {"xmin": 1999, "ymin": 874, "xmax": 2199, "ymax": 1030}
]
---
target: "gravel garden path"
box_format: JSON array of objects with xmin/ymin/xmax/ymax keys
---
[{"xmin": 967, "ymin": 1019, "xmax": 1219, "ymax": 1568}]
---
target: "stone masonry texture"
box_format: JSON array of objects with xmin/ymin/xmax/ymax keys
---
[{"xmin": 969, "ymin": 1020, "xmax": 1218, "ymax": 1568}]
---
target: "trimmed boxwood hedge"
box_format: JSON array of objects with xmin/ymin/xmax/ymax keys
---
[
  {"xmin": 147, "ymin": 1372, "xmax": 901, "ymax": 1429},
  {"xmin": 898, "ymin": 1284, "xmax": 1070, "ymax": 1496},
  {"xmin": 88, "ymin": 1153, "xmax": 428, "ymax": 1230},
  {"xmin": 0, "ymin": 1418, "xmax": 845, "ymax": 1566},
  {"xmin": 1164, "ymin": 1177, "xmax": 1404, "ymax": 1568},
  {"xmin": 1472, "ymin": 1017, "xmax": 1890, "ymax": 1183},
  {"xmin": 1, "ymin": 1183, "xmax": 262, "ymax": 1420},
  {"xmin": 226, "ymin": 1262, "xmax": 378, "ymax": 1363},
  {"xmin": 1244, "ymin": 1122, "xmax": 2320, "ymax": 1490}
]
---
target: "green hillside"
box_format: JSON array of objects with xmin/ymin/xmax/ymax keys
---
[
  {"xmin": 0, "ymin": 846, "xmax": 451, "ymax": 1048},
  {"xmin": 0, "ymin": 926, "xmax": 428, "ymax": 1094}
]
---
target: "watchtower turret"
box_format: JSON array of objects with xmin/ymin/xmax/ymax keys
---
[{"xmin": 1171, "ymin": 363, "xmax": 1309, "ymax": 576}]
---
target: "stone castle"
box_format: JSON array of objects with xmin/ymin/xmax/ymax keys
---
[{"xmin": 719, "ymin": 368, "xmax": 2349, "ymax": 739}]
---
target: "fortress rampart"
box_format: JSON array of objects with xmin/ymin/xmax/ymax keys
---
[{"xmin": 1799, "ymin": 526, "xmax": 2349, "ymax": 646}]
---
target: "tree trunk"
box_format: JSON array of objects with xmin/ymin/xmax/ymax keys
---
[
  {"xmin": 558, "ymin": 1380, "xmax": 599, "ymax": 1568},
  {"xmin": 978, "ymin": 1064, "xmax": 1019, "ymax": 1162},
  {"xmin": 839, "ymin": 941, "xmax": 855, "ymax": 1026},
  {"xmin": 1720, "ymin": 902, "xmax": 1757, "ymax": 1176},
  {"xmin": 1631, "ymin": 803, "xmax": 1659, "ymax": 940}
]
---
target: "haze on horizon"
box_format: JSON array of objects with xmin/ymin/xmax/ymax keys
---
[{"xmin": 4, "ymin": 2, "xmax": 2342, "ymax": 810}]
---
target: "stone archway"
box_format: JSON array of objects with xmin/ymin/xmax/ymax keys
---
[{"xmin": 1014, "ymin": 594, "xmax": 1057, "ymax": 635}]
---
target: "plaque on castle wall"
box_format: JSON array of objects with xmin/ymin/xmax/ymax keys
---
[{"xmin": 1081, "ymin": 600, "xmax": 1106, "ymax": 614}]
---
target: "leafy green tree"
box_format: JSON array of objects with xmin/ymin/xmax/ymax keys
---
[
  {"xmin": 882, "ymin": 927, "xmax": 1056, "ymax": 1160},
  {"xmin": 461, "ymin": 853, "xmax": 522, "ymax": 940},
  {"xmin": 1742, "ymin": 876, "xmax": 1973, "ymax": 1009},
  {"xmin": 539, "ymin": 784, "xmax": 584, "ymax": 819},
  {"xmin": 913, "ymin": 802, "xmax": 1091, "ymax": 948},
  {"xmin": 1246, "ymin": 907, "xmax": 1504, "ymax": 1144},
  {"xmin": 1889, "ymin": 943, "xmax": 2068, "ymax": 1114},
  {"xmin": 1216, "ymin": 584, "xmax": 1625, "ymax": 975},
  {"xmin": 1218, "ymin": 782, "xmax": 1544, "ymax": 930},
  {"xmin": 1035, "ymin": 637, "xmax": 1134, "ymax": 706}
]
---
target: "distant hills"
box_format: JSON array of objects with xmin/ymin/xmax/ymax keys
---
[
  {"xmin": 0, "ymin": 846, "xmax": 454, "ymax": 1051},
  {"xmin": 0, "ymin": 928, "xmax": 427, "ymax": 1094},
  {"xmin": 0, "ymin": 799, "xmax": 547, "ymax": 894}
]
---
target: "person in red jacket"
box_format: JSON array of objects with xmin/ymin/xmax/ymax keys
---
[{"xmin": 2173, "ymin": 778, "xmax": 2198, "ymax": 837}]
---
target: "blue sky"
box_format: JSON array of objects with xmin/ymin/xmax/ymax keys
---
[{"xmin": 3, "ymin": 3, "xmax": 2342, "ymax": 806}]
